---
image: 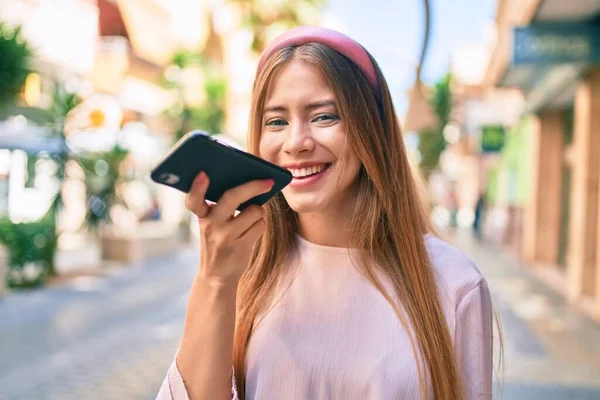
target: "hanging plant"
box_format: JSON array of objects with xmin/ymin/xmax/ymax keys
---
[{"xmin": 0, "ymin": 22, "xmax": 32, "ymax": 105}]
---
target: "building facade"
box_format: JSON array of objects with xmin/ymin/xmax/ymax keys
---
[{"xmin": 483, "ymin": 0, "xmax": 600, "ymax": 320}]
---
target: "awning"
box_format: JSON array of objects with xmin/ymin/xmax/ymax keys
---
[
  {"xmin": 486, "ymin": 0, "xmax": 600, "ymax": 112},
  {"xmin": 0, "ymin": 125, "xmax": 66, "ymax": 154}
]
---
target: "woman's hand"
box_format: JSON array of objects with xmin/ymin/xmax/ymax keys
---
[{"xmin": 186, "ymin": 171, "xmax": 274, "ymax": 286}]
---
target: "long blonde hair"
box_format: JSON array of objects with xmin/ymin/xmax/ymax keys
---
[{"xmin": 234, "ymin": 43, "xmax": 464, "ymax": 400}]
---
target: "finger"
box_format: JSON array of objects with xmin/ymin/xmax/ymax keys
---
[
  {"xmin": 186, "ymin": 172, "xmax": 210, "ymax": 218},
  {"xmin": 238, "ymin": 217, "xmax": 267, "ymax": 245},
  {"xmin": 227, "ymin": 205, "xmax": 265, "ymax": 238},
  {"xmin": 210, "ymin": 179, "xmax": 274, "ymax": 222}
]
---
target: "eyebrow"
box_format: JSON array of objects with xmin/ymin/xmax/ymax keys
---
[{"xmin": 263, "ymin": 99, "xmax": 337, "ymax": 114}]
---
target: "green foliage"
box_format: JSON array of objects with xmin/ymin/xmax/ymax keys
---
[
  {"xmin": 188, "ymin": 74, "xmax": 226, "ymax": 137},
  {"xmin": 431, "ymin": 73, "xmax": 452, "ymax": 128},
  {"xmin": 418, "ymin": 73, "xmax": 453, "ymax": 177},
  {"xmin": 228, "ymin": 0, "xmax": 325, "ymax": 52},
  {"xmin": 162, "ymin": 51, "xmax": 227, "ymax": 141},
  {"xmin": 77, "ymin": 145, "xmax": 130, "ymax": 231},
  {"xmin": 47, "ymin": 84, "xmax": 82, "ymax": 218},
  {"xmin": 171, "ymin": 50, "xmax": 205, "ymax": 70},
  {"xmin": 0, "ymin": 22, "xmax": 32, "ymax": 105},
  {"xmin": 0, "ymin": 216, "xmax": 57, "ymax": 288},
  {"xmin": 50, "ymin": 84, "xmax": 82, "ymax": 123},
  {"xmin": 418, "ymin": 128, "xmax": 446, "ymax": 176}
]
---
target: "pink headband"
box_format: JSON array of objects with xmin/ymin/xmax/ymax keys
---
[{"xmin": 256, "ymin": 26, "xmax": 380, "ymax": 97}]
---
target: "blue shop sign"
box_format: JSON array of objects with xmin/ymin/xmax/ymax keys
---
[{"xmin": 513, "ymin": 23, "xmax": 600, "ymax": 65}]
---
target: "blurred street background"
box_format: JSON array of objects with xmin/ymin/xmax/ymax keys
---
[{"xmin": 0, "ymin": 0, "xmax": 599, "ymax": 399}]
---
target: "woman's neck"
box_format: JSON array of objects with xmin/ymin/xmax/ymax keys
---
[{"xmin": 296, "ymin": 209, "xmax": 352, "ymax": 248}]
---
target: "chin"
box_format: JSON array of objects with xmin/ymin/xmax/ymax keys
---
[{"xmin": 282, "ymin": 191, "xmax": 330, "ymax": 214}]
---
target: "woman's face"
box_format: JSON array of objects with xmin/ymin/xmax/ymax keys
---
[{"xmin": 259, "ymin": 60, "xmax": 361, "ymax": 214}]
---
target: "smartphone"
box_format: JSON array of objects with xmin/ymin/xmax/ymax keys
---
[{"xmin": 150, "ymin": 130, "xmax": 292, "ymax": 210}]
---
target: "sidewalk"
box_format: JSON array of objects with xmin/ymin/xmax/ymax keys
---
[{"xmin": 449, "ymin": 229, "xmax": 600, "ymax": 397}]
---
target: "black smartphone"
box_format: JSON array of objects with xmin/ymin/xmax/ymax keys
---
[{"xmin": 150, "ymin": 130, "xmax": 292, "ymax": 210}]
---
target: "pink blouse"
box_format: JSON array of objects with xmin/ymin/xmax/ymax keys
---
[{"xmin": 157, "ymin": 234, "xmax": 493, "ymax": 399}]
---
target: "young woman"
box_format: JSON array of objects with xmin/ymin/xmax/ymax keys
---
[{"xmin": 157, "ymin": 26, "xmax": 493, "ymax": 400}]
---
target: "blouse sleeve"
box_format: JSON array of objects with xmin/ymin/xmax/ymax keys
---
[
  {"xmin": 454, "ymin": 281, "xmax": 494, "ymax": 399},
  {"xmin": 156, "ymin": 358, "xmax": 239, "ymax": 400}
]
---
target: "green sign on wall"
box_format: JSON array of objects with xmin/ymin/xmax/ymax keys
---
[{"xmin": 481, "ymin": 125, "xmax": 505, "ymax": 153}]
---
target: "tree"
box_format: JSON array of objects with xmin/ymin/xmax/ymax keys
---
[
  {"xmin": 417, "ymin": 73, "xmax": 452, "ymax": 178},
  {"xmin": 37, "ymin": 84, "xmax": 82, "ymax": 277},
  {"xmin": 228, "ymin": 0, "xmax": 326, "ymax": 52},
  {"xmin": 77, "ymin": 145, "xmax": 130, "ymax": 231},
  {"xmin": 162, "ymin": 50, "xmax": 227, "ymax": 142},
  {"xmin": 0, "ymin": 22, "xmax": 32, "ymax": 105}
]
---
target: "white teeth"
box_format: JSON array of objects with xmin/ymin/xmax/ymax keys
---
[{"xmin": 289, "ymin": 164, "xmax": 327, "ymax": 178}]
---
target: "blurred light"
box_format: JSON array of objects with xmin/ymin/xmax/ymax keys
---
[
  {"xmin": 90, "ymin": 36, "xmax": 129, "ymax": 94},
  {"xmin": 120, "ymin": 77, "xmax": 177, "ymax": 116},
  {"xmin": 211, "ymin": 1, "xmax": 239, "ymax": 34},
  {"xmin": 24, "ymin": 73, "xmax": 42, "ymax": 106},
  {"xmin": 403, "ymin": 131, "xmax": 420, "ymax": 150},
  {"xmin": 78, "ymin": 80, "xmax": 94, "ymax": 98},
  {"xmin": 94, "ymin": 160, "xmax": 109, "ymax": 177},
  {"xmin": 432, "ymin": 205, "xmax": 450, "ymax": 228},
  {"xmin": 109, "ymin": 204, "xmax": 138, "ymax": 236},
  {"xmin": 450, "ymin": 44, "xmax": 490, "ymax": 86},
  {"xmin": 443, "ymin": 121, "xmax": 461, "ymax": 144},
  {"xmin": 7, "ymin": 115, "xmax": 27, "ymax": 131},
  {"xmin": 181, "ymin": 68, "xmax": 205, "ymax": 107},
  {"xmin": 33, "ymin": 233, "xmax": 47, "ymax": 249},
  {"xmin": 67, "ymin": 130, "xmax": 119, "ymax": 154},
  {"xmin": 0, "ymin": 150, "xmax": 11, "ymax": 174},
  {"xmin": 0, "ymin": 0, "xmax": 98, "ymax": 74},
  {"xmin": 8, "ymin": 150, "xmax": 55, "ymax": 223},
  {"xmin": 457, "ymin": 208, "xmax": 475, "ymax": 227},
  {"xmin": 409, "ymin": 149, "xmax": 422, "ymax": 165},
  {"xmin": 439, "ymin": 150, "xmax": 462, "ymax": 181},
  {"xmin": 164, "ymin": 65, "xmax": 182, "ymax": 83},
  {"xmin": 117, "ymin": 122, "xmax": 166, "ymax": 162},
  {"xmin": 64, "ymin": 76, "xmax": 81, "ymax": 94}
]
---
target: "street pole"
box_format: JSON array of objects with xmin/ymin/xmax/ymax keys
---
[{"xmin": 402, "ymin": 0, "xmax": 438, "ymax": 134}]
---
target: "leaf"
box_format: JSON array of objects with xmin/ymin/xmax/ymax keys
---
[{"xmin": 0, "ymin": 22, "xmax": 33, "ymax": 104}]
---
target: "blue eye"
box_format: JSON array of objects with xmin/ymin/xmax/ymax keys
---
[{"xmin": 266, "ymin": 118, "xmax": 288, "ymax": 126}]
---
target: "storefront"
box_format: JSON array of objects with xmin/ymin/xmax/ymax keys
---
[{"xmin": 484, "ymin": 0, "xmax": 600, "ymax": 320}]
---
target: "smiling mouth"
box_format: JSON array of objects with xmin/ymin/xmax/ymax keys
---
[{"xmin": 287, "ymin": 163, "xmax": 332, "ymax": 179}]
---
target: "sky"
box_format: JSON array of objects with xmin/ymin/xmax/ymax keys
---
[{"xmin": 321, "ymin": 0, "xmax": 496, "ymax": 114}]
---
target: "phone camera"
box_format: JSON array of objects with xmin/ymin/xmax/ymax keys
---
[{"xmin": 159, "ymin": 173, "xmax": 180, "ymax": 185}]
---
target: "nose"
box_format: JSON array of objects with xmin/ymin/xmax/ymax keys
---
[{"xmin": 282, "ymin": 121, "xmax": 315, "ymax": 155}]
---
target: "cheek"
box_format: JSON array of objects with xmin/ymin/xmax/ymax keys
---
[
  {"xmin": 341, "ymin": 156, "xmax": 362, "ymax": 184},
  {"xmin": 259, "ymin": 133, "xmax": 282, "ymax": 162}
]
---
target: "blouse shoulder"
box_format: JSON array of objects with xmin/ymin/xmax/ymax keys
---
[{"xmin": 424, "ymin": 234, "xmax": 486, "ymax": 307}]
